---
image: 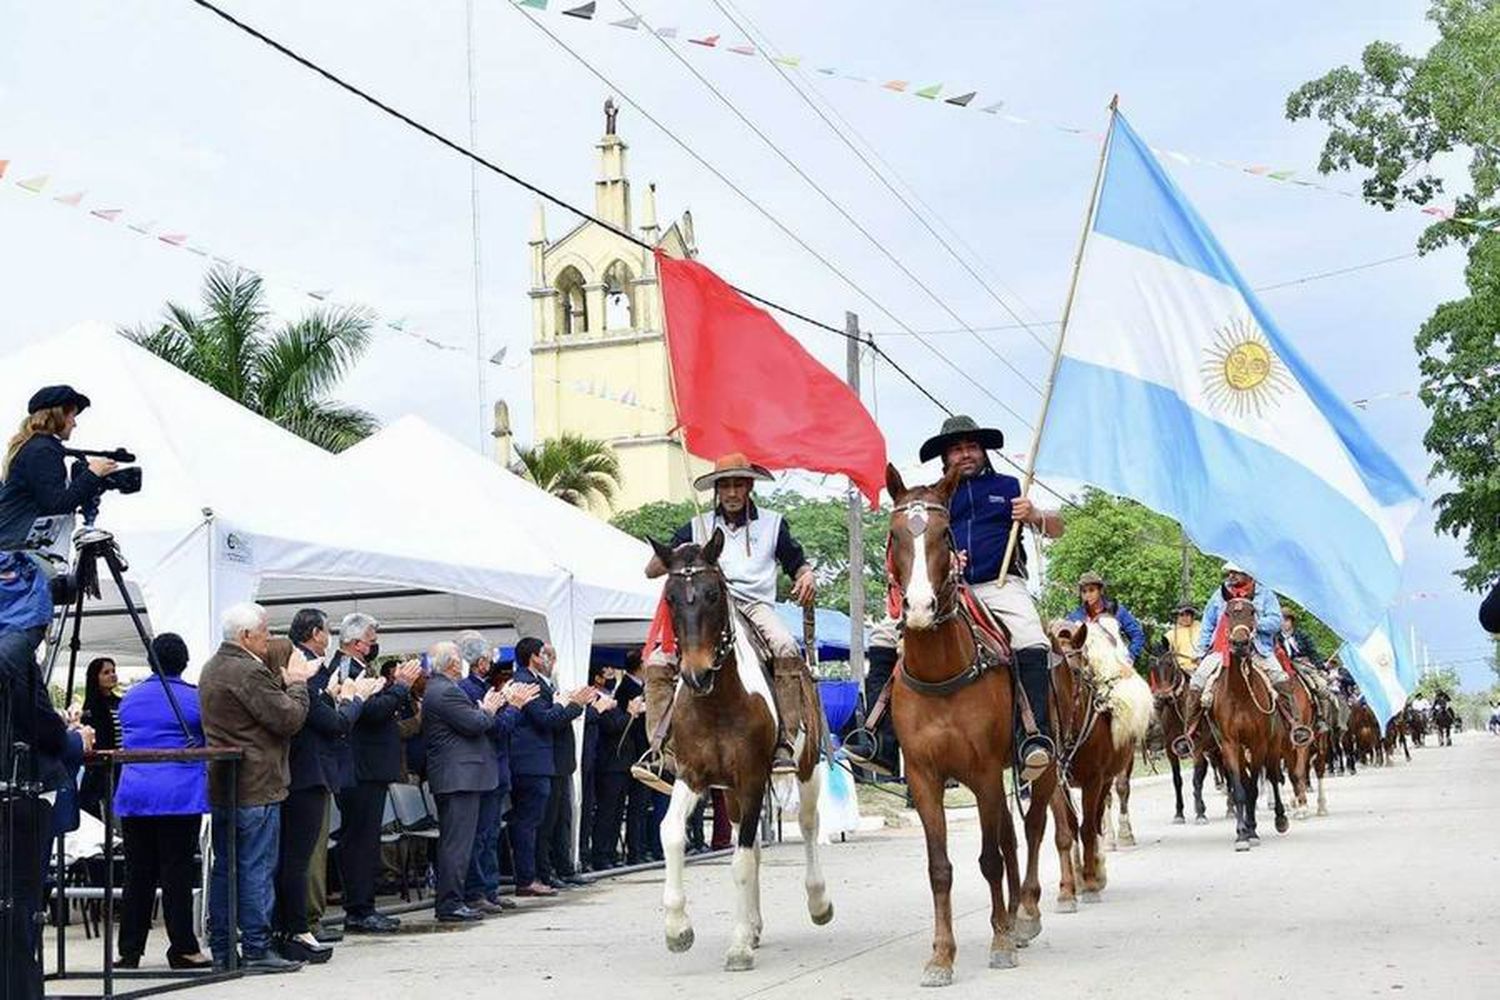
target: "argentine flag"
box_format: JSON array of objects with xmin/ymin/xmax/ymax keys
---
[
  {"xmin": 1037, "ymin": 112, "xmax": 1422, "ymax": 643},
  {"xmin": 1337, "ymin": 616, "xmax": 1420, "ymax": 725}
]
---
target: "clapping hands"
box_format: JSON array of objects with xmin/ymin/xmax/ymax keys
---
[
  {"xmin": 393, "ymin": 659, "xmax": 423, "ymax": 687},
  {"xmin": 503, "ymin": 681, "xmax": 540, "ymax": 709},
  {"xmin": 481, "ymin": 688, "xmax": 506, "ymax": 715},
  {"xmin": 284, "ymin": 649, "xmax": 318, "ymax": 685}
]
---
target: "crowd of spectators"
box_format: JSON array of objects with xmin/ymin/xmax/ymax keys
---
[{"xmin": 59, "ymin": 604, "xmax": 733, "ymax": 974}]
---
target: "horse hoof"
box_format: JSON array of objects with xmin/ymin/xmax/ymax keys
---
[
  {"xmin": 1275, "ymin": 816, "xmax": 1289, "ymax": 834},
  {"xmin": 1194, "ymin": 815, "xmax": 1208, "ymax": 826},
  {"xmin": 1248, "ymin": 834, "xmax": 1262, "ymax": 847},
  {"xmin": 1118, "ymin": 834, "xmax": 1137, "ymax": 847},
  {"xmin": 724, "ymin": 951, "xmax": 755, "ymax": 973},
  {"xmin": 1234, "ymin": 839, "xmax": 1251, "ymax": 852},
  {"xmin": 1013, "ymin": 913, "xmax": 1042, "ymax": 942},
  {"xmin": 1172, "ymin": 815, "xmax": 1186, "ymax": 825},
  {"xmin": 1081, "ymin": 890, "xmax": 1102, "ymax": 904},
  {"xmin": 1316, "ymin": 806, "xmax": 1329, "ymax": 817},
  {"xmin": 921, "ymin": 966, "xmax": 954, "ymax": 988},
  {"xmin": 666, "ymin": 927, "xmax": 695, "ymax": 953},
  {"xmin": 811, "ymin": 902, "xmax": 834, "ymax": 926},
  {"xmin": 989, "ymin": 949, "xmax": 1018, "ymax": 970},
  {"xmin": 1055, "ymin": 897, "xmax": 1078, "ymax": 914}
]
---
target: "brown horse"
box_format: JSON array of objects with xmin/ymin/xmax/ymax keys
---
[
  {"xmin": 1278, "ymin": 662, "xmax": 1327, "ymax": 819},
  {"xmin": 1383, "ymin": 713, "xmax": 1411, "ymax": 764},
  {"xmin": 1346, "ymin": 700, "xmax": 1381, "ymax": 768},
  {"xmin": 1432, "ymin": 699, "xmax": 1456, "ymax": 746},
  {"xmin": 1203, "ymin": 598, "xmax": 1288, "ymax": 850},
  {"xmin": 648, "ymin": 532, "xmax": 832, "ymax": 972},
  {"xmin": 1152, "ymin": 648, "xmax": 1228, "ymax": 824},
  {"xmin": 1046, "ymin": 619, "xmax": 1152, "ymax": 908},
  {"xmin": 885, "ymin": 465, "xmax": 1054, "ymax": 986}
]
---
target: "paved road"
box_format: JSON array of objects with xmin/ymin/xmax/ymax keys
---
[{"xmin": 184, "ymin": 733, "xmax": 1500, "ymax": 999}]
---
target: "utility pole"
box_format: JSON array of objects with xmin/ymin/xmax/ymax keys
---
[{"xmin": 846, "ymin": 311, "xmax": 866, "ymax": 688}]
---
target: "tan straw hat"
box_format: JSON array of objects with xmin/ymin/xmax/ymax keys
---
[{"xmin": 693, "ymin": 453, "xmax": 774, "ymax": 492}]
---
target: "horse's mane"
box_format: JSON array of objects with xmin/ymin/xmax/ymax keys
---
[{"xmin": 1081, "ymin": 615, "xmax": 1135, "ymax": 680}]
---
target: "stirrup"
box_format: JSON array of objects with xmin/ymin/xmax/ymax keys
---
[
  {"xmin": 629, "ymin": 750, "xmax": 675, "ymax": 795},
  {"xmin": 771, "ymin": 741, "xmax": 798, "ymax": 775},
  {"xmin": 1289, "ymin": 724, "xmax": 1315, "ymax": 748},
  {"xmin": 842, "ymin": 728, "xmax": 893, "ymax": 776},
  {"xmin": 1170, "ymin": 734, "xmax": 1195, "ymax": 758},
  {"xmin": 1019, "ymin": 734, "xmax": 1055, "ymax": 783}
]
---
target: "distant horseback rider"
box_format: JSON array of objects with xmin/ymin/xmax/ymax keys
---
[
  {"xmin": 636, "ymin": 454, "xmax": 816, "ymax": 787},
  {"xmin": 920, "ymin": 416, "xmax": 1065, "ymax": 782},
  {"xmin": 1277, "ymin": 610, "xmax": 1322, "ymax": 665},
  {"xmin": 1166, "ymin": 604, "xmax": 1201, "ymax": 676},
  {"xmin": 1183, "ymin": 563, "xmax": 1304, "ymax": 739},
  {"xmin": 1066, "ymin": 572, "xmax": 1145, "ymax": 663}
]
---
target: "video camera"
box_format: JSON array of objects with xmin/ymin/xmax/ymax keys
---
[{"xmin": 63, "ymin": 446, "xmax": 143, "ymax": 508}]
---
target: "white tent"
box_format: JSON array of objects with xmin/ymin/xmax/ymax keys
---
[
  {"xmin": 0, "ymin": 324, "xmax": 594, "ymax": 681},
  {"xmin": 340, "ymin": 416, "xmax": 660, "ymax": 683}
]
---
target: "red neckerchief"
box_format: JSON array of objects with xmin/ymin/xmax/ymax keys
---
[
  {"xmin": 641, "ymin": 593, "xmax": 677, "ymax": 661},
  {"xmin": 1210, "ymin": 580, "xmax": 1256, "ymax": 661}
]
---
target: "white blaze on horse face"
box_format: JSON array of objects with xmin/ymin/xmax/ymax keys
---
[{"xmin": 904, "ymin": 524, "xmax": 938, "ymax": 629}]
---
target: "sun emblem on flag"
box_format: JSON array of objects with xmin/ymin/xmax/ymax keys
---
[{"xmin": 1201, "ymin": 316, "xmax": 1291, "ymax": 418}]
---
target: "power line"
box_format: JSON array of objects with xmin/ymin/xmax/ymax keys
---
[
  {"xmin": 709, "ymin": 0, "xmax": 1057, "ymax": 356},
  {"xmin": 612, "ymin": 0, "xmax": 1047, "ymax": 403},
  {"xmin": 1253, "ymin": 251, "xmax": 1422, "ymax": 292}
]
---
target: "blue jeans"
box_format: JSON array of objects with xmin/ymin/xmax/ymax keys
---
[
  {"xmin": 507, "ymin": 774, "xmax": 550, "ymax": 886},
  {"xmin": 208, "ymin": 804, "xmax": 280, "ymax": 961},
  {"xmin": 464, "ymin": 784, "xmax": 506, "ymax": 902}
]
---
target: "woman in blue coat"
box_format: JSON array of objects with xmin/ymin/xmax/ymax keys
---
[{"xmin": 114, "ymin": 634, "xmax": 211, "ymax": 970}]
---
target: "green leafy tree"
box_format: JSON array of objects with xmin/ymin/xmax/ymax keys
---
[
  {"xmin": 1413, "ymin": 664, "xmax": 1464, "ymax": 698},
  {"xmin": 1287, "ymin": 0, "xmax": 1500, "ymax": 588},
  {"xmin": 515, "ymin": 434, "xmax": 622, "ymax": 509},
  {"xmin": 124, "ymin": 265, "xmax": 378, "ymax": 452}
]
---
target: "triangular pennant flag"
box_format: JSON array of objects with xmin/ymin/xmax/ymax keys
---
[
  {"xmin": 980, "ymin": 101, "xmax": 1005, "ymax": 113},
  {"xmin": 881, "ymin": 80, "xmax": 909, "ymax": 92},
  {"xmin": 17, "ymin": 175, "xmax": 48, "ymax": 193},
  {"xmin": 1269, "ymin": 169, "xmax": 1296, "ymax": 181},
  {"xmin": 816, "ymin": 67, "xmax": 836, "ymax": 75},
  {"xmin": 308, "ymin": 289, "xmax": 332, "ymax": 300},
  {"xmin": 127, "ymin": 220, "xmax": 155, "ymax": 234},
  {"xmin": 0, "ymin": 160, "xmax": 9, "ymax": 180},
  {"xmin": 90, "ymin": 208, "xmax": 123, "ymax": 221},
  {"xmin": 389, "ymin": 319, "xmax": 407, "ymax": 331},
  {"xmin": 517, "ymin": 0, "xmax": 547, "ymax": 9},
  {"xmin": 1244, "ymin": 165, "xmax": 1270, "ymax": 175},
  {"xmin": 944, "ymin": 91, "xmax": 976, "ymax": 106},
  {"xmin": 53, "ymin": 191, "xmax": 85, "ymax": 206},
  {"xmin": 728, "ymin": 44, "xmax": 755, "ymax": 56},
  {"xmin": 185, "ymin": 246, "xmax": 209, "ymax": 257},
  {"xmin": 610, "ymin": 15, "xmax": 641, "ymax": 29},
  {"xmin": 158, "ymin": 233, "xmax": 188, "ymax": 246},
  {"xmin": 562, "ymin": 2, "xmax": 595, "ymax": 19},
  {"xmin": 914, "ymin": 83, "xmax": 943, "ymax": 99},
  {"xmin": 656, "ymin": 26, "xmax": 678, "ymax": 38},
  {"xmin": 1421, "ymin": 205, "xmax": 1453, "ymax": 219},
  {"xmin": 771, "ymin": 55, "xmax": 801, "ymax": 67},
  {"xmin": 689, "ymin": 33, "xmax": 719, "ymax": 46}
]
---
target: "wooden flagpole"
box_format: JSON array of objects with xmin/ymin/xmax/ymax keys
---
[{"xmin": 995, "ymin": 95, "xmax": 1120, "ymax": 582}]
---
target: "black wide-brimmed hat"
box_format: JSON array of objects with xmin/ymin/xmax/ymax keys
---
[
  {"xmin": 1173, "ymin": 603, "xmax": 1200, "ymax": 619},
  {"xmin": 919, "ymin": 414, "xmax": 1004, "ymax": 463},
  {"xmin": 28, "ymin": 384, "xmax": 91, "ymax": 414}
]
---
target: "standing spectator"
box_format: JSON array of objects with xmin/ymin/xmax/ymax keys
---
[
  {"xmin": 114, "ymin": 634, "xmax": 209, "ymax": 970},
  {"xmin": 198, "ymin": 603, "xmax": 315, "ymax": 973},
  {"xmin": 620, "ymin": 654, "xmax": 654, "ymax": 864},
  {"xmin": 578, "ymin": 663, "xmax": 613, "ymax": 870},
  {"xmin": 77, "ymin": 655, "xmax": 122, "ymax": 818},
  {"xmin": 423, "ymin": 641, "xmax": 517, "ymax": 922},
  {"xmin": 334, "ymin": 615, "xmax": 421, "ymax": 933},
  {"xmin": 590, "ymin": 664, "xmax": 636, "ymax": 870},
  {"xmin": 275, "ymin": 611, "xmax": 379, "ymax": 963},
  {"xmin": 305, "ymin": 613, "xmax": 354, "ymax": 942},
  {"xmin": 456, "ymin": 632, "xmax": 531, "ymax": 913},
  {"xmin": 508, "ymin": 637, "xmax": 592, "ymax": 897},
  {"xmin": 537, "ymin": 642, "xmax": 592, "ymax": 889}
]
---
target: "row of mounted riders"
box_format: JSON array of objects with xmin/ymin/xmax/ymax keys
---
[{"xmin": 641, "ymin": 463, "xmax": 1457, "ymax": 986}]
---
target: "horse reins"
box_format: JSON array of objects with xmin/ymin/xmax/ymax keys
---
[{"xmin": 666, "ymin": 563, "xmax": 737, "ymax": 682}]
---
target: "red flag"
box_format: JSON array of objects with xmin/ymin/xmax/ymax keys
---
[{"xmin": 656, "ymin": 250, "xmax": 887, "ymax": 505}]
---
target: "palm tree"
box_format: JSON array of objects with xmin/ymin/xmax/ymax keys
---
[
  {"xmin": 514, "ymin": 434, "xmax": 623, "ymax": 509},
  {"xmin": 123, "ymin": 265, "xmax": 378, "ymax": 452}
]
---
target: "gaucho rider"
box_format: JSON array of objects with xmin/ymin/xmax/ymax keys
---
[
  {"xmin": 634, "ymin": 454, "xmax": 818, "ymax": 789},
  {"xmin": 922, "ymin": 416, "xmax": 1065, "ymax": 782},
  {"xmin": 1181, "ymin": 562, "xmax": 1310, "ymax": 749}
]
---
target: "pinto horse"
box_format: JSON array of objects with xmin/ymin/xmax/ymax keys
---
[
  {"xmin": 648, "ymin": 531, "xmax": 833, "ymax": 972},
  {"xmin": 884, "ymin": 465, "xmax": 1052, "ymax": 987},
  {"xmin": 1203, "ymin": 597, "xmax": 1289, "ymax": 850},
  {"xmin": 1046, "ymin": 618, "xmax": 1152, "ymax": 908}
]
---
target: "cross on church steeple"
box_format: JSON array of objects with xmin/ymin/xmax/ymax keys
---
[{"xmin": 604, "ymin": 97, "xmax": 618, "ymax": 136}]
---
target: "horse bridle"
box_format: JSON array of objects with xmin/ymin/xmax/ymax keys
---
[
  {"xmin": 887, "ymin": 500, "xmax": 961, "ymax": 626},
  {"xmin": 666, "ymin": 563, "xmax": 737, "ymax": 683}
]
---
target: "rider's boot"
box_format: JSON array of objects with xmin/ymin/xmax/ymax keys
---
[
  {"xmin": 770, "ymin": 656, "xmax": 808, "ymax": 775},
  {"xmin": 1015, "ymin": 646, "xmax": 1055, "ymax": 783},
  {"xmin": 844, "ymin": 644, "xmax": 900, "ymax": 777},
  {"xmin": 1174, "ymin": 685, "xmax": 1204, "ymax": 759},
  {"xmin": 629, "ymin": 656, "xmax": 679, "ymax": 795},
  {"xmin": 1276, "ymin": 679, "xmax": 1315, "ymax": 746}
]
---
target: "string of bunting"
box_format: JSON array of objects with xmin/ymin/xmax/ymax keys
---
[
  {"xmin": 0, "ymin": 155, "xmax": 471, "ymax": 357},
  {"xmin": 517, "ymin": 0, "xmax": 1498, "ymax": 232}
]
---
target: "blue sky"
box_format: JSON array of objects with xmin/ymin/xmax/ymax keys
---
[{"xmin": 2, "ymin": 1, "xmax": 1493, "ymax": 686}]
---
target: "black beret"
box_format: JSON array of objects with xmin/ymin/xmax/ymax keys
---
[{"xmin": 27, "ymin": 385, "xmax": 91, "ymax": 414}]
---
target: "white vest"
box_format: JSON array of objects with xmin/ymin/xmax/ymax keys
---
[{"xmin": 691, "ymin": 508, "xmax": 783, "ymax": 604}]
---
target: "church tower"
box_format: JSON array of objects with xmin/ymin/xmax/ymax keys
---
[{"xmin": 528, "ymin": 99, "xmax": 706, "ymax": 514}]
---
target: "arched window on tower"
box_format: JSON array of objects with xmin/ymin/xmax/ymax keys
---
[
  {"xmin": 602, "ymin": 259, "xmax": 635, "ymax": 331},
  {"xmin": 555, "ymin": 266, "xmax": 587, "ymax": 336}
]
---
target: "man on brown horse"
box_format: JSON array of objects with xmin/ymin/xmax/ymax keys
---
[
  {"xmin": 636, "ymin": 454, "xmax": 818, "ymax": 787},
  {"xmin": 1166, "ymin": 604, "xmax": 1201, "ymax": 676},
  {"xmin": 919, "ymin": 415, "xmax": 1065, "ymax": 781},
  {"xmin": 1182, "ymin": 563, "xmax": 1311, "ymax": 749}
]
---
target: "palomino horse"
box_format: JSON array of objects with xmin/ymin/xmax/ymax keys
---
[
  {"xmin": 1202, "ymin": 598, "xmax": 1289, "ymax": 850},
  {"xmin": 1046, "ymin": 618, "xmax": 1153, "ymax": 909},
  {"xmin": 884, "ymin": 465, "xmax": 1052, "ymax": 986},
  {"xmin": 1279, "ymin": 661, "xmax": 1327, "ymax": 819},
  {"xmin": 1432, "ymin": 699, "xmax": 1456, "ymax": 746},
  {"xmin": 1148, "ymin": 646, "xmax": 1216, "ymax": 824},
  {"xmin": 648, "ymin": 532, "xmax": 833, "ymax": 972}
]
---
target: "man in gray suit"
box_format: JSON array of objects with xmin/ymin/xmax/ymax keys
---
[{"xmin": 422, "ymin": 641, "xmax": 524, "ymax": 923}]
